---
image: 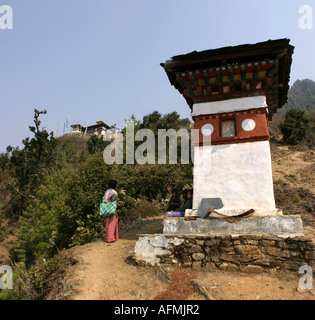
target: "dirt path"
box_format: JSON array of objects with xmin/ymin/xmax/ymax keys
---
[
  {"xmin": 192, "ymin": 269, "xmax": 315, "ymax": 300},
  {"xmin": 66, "ymin": 216, "xmax": 173, "ymax": 300},
  {"xmin": 65, "ymin": 216, "xmax": 315, "ymax": 301}
]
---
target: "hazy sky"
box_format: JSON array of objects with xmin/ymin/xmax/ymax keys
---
[{"xmin": 0, "ymin": 0, "xmax": 314, "ymax": 152}]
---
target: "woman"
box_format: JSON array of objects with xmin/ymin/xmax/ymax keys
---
[
  {"xmin": 167, "ymin": 189, "xmax": 193, "ymax": 218},
  {"xmin": 167, "ymin": 188, "xmax": 182, "ymax": 212},
  {"xmin": 102, "ymin": 179, "xmax": 119, "ymax": 243}
]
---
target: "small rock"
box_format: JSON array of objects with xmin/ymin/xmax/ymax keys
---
[
  {"xmin": 196, "ymin": 240, "xmax": 205, "ymax": 246},
  {"xmin": 205, "ymin": 262, "xmax": 217, "ymax": 270},
  {"xmin": 189, "ymin": 245, "xmax": 203, "ymax": 254},
  {"xmin": 226, "ymin": 264, "xmax": 239, "ymax": 272},
  {"xmin": 192, "ymin": 253, "xmax": 205, "ymax": 261}
]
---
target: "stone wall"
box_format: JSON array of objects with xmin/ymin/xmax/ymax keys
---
[{"xmin": 134, "ymin": 233, "xmax": 315, "ymax": 272}]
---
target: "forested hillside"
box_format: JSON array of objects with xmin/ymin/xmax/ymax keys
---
[{"xmin": 280, "ymin": 79, "xmax": 315, "ymax": 114}]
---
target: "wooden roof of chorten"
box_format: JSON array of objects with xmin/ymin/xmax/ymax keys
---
[{"xmin": 161, "ymin": 39, "xmax": 294, "ymax": 119}]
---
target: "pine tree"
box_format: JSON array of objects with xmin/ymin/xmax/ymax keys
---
[{"xmin": 280, "ymin": 110, "xmax": 310, "ymax": 145}]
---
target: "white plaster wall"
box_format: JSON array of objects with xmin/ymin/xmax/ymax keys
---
[
  {"xmin": 192, "ymin": 95, "xmax": 267, "ymax": 116},
  {"xmin": 193, "ymin": 140, "xmax": 276, "ymax": 211}
]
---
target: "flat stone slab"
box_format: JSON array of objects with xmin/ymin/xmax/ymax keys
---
[
  {"xmin": 163, "ymin": 215, "xmax": 303, "ymax": 234},
  {"xmin": 185, "ymin": 208, "xmax": 283, "ymax": 217}
]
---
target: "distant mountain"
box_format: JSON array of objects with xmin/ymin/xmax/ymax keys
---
[{"xmin": 280, "ymin": 79, "xmax": 315, "ymax": 114}]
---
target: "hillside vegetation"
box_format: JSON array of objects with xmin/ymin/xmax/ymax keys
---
[{"xmin": 280, "ymin": 79, "xmax": 315, "ymax": 114}]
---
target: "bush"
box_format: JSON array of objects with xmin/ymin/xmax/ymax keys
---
[
  {"xmin": 280, "ymin": 110, "xmax": 309, "ymax": 145},
  {"xmin": 12, "ymin": 167, "xmax": 74, "ymax": 264},
  {"xmin": 26, "ymin": 254, "xmax": 76, "ymax": 300},
  {"xmin": 0, "ymin": 263, "xmax": 28, "ymax": 300}
]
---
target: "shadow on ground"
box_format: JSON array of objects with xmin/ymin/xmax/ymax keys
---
[{"xmin": 119, "ymin": 216, "xmax": 164, "ymax": 240}]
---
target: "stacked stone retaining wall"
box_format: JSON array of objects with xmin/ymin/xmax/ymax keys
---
[{"xmin": 134, "ymin": 233, "xmax": 315, "ymax": 272}]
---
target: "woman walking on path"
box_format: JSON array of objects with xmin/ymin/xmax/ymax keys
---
[{"xmin": 102, "ymin": 179, "xmax": 119, "ymax": 243}]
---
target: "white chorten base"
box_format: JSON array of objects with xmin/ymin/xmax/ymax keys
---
[{"xmin": 193, "ymin": 140, "xmax": 276, "ymax": 215}]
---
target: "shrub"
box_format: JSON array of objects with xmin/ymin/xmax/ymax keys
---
[
  {"xmin": 12, "ymin": 167, "xmax": 74, "ymax": 264},
  {"xmin": 0, "ymin": 263, "xmax": 28, "ymax": 300},
  {"xmin": 280, "ymin": 110, "xmax": 309, "ymax": 145},
  {"xmin": 27, "ymin": 254, "xmax": 76, "ymax": 300}
]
